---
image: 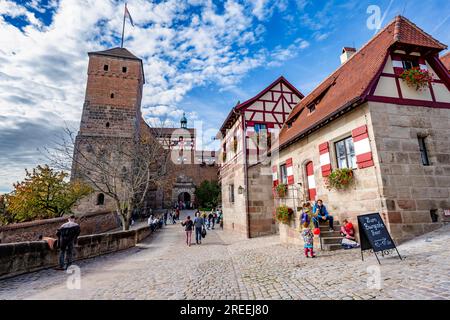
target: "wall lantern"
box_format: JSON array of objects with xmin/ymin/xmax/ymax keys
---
[{"xmin": 238, "ymin": 186, "xmax": 244, "ymax": 194}]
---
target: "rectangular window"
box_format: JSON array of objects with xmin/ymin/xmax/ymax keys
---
[
  {"xmin": 418, "ymin": 136, "xmax": 430, "ymax": 166},
  {"xmin": 122, "ymin": 66, "xmax": 127, "ymax": 73},
  {"xmin": 279, "ymin": 164, "xmax": 287, "ymax": 184},
  {"xmin": 402, "ymin": 59, "xmax": 419, "ymax": 70},
  {"xmin": 254, "ymin": 123, "xmax": 267, "ymax": 133},
  {"xmin": 103, "ymin": 64, "xmax": 109, "ymax": 71},
  {"xmin": 335, "ymin": 137, "xmax": 356, "ymax": 169},
  {"xmin": 229, "ymin": 184, "xmax": 235, "ymax": 203}
]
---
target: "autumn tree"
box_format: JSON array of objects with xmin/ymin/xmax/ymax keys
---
[{"xmin": 6, "ymin": 165, "xmax": 92, "ymax": 223}]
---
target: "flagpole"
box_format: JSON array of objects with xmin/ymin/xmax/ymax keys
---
[{"xmin": 120, "ymin": 3, "xmax": 126, "ymax": 48}]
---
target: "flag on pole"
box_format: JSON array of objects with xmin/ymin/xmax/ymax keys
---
[{"xmin": 125, "ymin": 4, "xmax": 134, "ymax": 27}]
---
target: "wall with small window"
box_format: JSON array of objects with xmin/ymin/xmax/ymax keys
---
[{"xmin": 368, "ymin": 100, "xmax": 450, "ymax": 243}]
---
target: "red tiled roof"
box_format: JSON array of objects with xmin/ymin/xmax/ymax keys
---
[
  {"xmin": 219, "ymin": 76, "xmax": 304, "ymax": 134},
  {"xmin": 441, "ymin": 51, "xmax": 450, "ymax": 72},
  {"xmin": 278, "ymin": 15, "xmax": 447, "ymax": 150}
]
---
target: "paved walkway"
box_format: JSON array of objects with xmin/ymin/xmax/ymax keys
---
[{"xmin": 0, "ymin": 210, "xmax": 449, "ymax": 300}]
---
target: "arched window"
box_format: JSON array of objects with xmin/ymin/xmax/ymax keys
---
[{"xmin": 96, "ymin": 193, "xmax": 105, "ymax": 206}]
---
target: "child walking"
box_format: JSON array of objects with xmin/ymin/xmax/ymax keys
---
[{"xmin": 301, "ymin": 222, "xmax": 316, "ymax": 258}]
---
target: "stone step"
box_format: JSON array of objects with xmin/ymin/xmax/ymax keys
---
[
  {"xmin": 321, "ymin": 237, "xmax": 343, "ymax": 245},
  {"xmin": 319, "ymin": 230, "xmax": 342, "ymax": 237},
  {"xmin": 322, "ymin": 243, "xmax": 343, "ymax": 251},
  {"xmin": 319, "ymin": 226, "xmax": 340, "ymax": 232}
]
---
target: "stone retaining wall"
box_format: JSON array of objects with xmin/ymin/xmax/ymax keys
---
[
  {"xmin": 0, "ymin": 211, "xmax": 120, "ymax": 244},
  {"xmin": 0, "ymin": 225, "xmax": 153, "ymax": 280}
]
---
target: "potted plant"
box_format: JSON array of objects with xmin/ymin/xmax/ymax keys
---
[
  {"xmin": 325, "ymin": 168, "xmax": 354, "ymax": 190},
  {"xmin": 275, "ymin": 183, "xmax": 287, "ymax": 198},
  {"xmin": 276, "ymin": 205, "xmax": 294, "ymax": 224},
  {"xmin": 400, "ymin": 67, "xmax": 432, "ymax": 91}
]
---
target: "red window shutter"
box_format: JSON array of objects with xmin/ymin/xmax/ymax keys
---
[
  {"xmin": 319, "ymin": 142, "xmax": 331, "ymax": 177},
  {"xmin": 286, "ymin": 158, "xmax": 294, "ymax": 185},
  {"xmin": 352, "ymin": 125, "xmax": 374, "ymax": 169},
  {"xmin": 272, "ymin": 165, "xmax": 279, "ymax": 187}
]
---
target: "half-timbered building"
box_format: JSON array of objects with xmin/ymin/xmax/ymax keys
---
[
  {"xmin": 272, "ymin": 16, "xmax": 450, "ymax": 246},
  {"xmin": 219, "ymin": 76, "xmax": 303, "ymax": 237}
]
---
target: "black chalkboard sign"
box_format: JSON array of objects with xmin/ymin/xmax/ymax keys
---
[{"xmin": 357, "ymin": 212, "xmax": 402, "ymax": 264}]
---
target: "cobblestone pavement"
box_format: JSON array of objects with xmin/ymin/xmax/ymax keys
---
[{"xmin": 0, "ymin": 211, "xmax": 449, "ymax": 300}]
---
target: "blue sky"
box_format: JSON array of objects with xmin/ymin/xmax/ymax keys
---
[{"xmin": 0, "ymin": 0, "xmax": 449, "ymax": 193}]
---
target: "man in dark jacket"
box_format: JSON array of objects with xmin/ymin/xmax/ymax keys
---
[{"xmin": 55, "ymin": 215, "xmax": 80, "ymax": 270}]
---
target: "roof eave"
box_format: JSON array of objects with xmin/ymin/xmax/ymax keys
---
[{"xmin": 277, "ymin": 96, "xmax": 364, "ymax": 152}]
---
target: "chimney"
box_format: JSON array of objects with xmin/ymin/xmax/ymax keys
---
[{"xmin": 340, "ymin": 47, "xmax": 356, "ymax": 64}]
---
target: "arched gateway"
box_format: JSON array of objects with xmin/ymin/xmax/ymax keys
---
[{"xmin": 172, "ymin": 175, "xmax": 195, "ymax": 209}]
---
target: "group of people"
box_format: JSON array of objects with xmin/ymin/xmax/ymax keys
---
[
  {"xmin": 299, "ymin": 199, "xmax": 358, "ymax": 258},
  {"xmin": 180, "ymin": 208, "xmax": 223, "ymax": 246}
]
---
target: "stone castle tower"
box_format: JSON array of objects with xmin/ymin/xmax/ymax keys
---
[
  {"xmin": 72, "ymin": 47, "xmax": 146, "ymax": 213},
  {"xmin": 79, "ymin": 47, "xmax": 145, "ymax": 139}
]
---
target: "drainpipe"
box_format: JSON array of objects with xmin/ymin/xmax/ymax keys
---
[{"xmin": 233, "ymin": 107, "xmax": 251, "ymax": 238}]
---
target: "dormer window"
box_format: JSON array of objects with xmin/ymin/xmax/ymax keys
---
[
  {"xmin": 307, "ymin": 103, "xmax": 316, "ymax": 113},
  {"xmin": 402, "ymin": 59, "xmax": 419, "ymax": 70},
  {"xmin": 104, "ymin": 64, "xmax": 109, "ymax": 71}
]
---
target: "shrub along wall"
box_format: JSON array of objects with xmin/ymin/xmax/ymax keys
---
[{"xmin": 0, "ymin": 225, "xmax": 153, "ymax": 280}]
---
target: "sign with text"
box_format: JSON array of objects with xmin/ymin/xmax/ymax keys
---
[{"xmin": 357, "ymin": 213, "xmax": 396, "ymax": 252}]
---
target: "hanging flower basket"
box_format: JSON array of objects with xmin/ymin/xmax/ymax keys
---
[
  {"xmin": 400, "ymin": 67, "xmax": 432, "ymax": 91},
  {"xmin": 276, "ymin": 205, "xmax": 294, "ymax": 224},
  {"xmin": 275, "ymin": 183, "xmax": 287, "ymax": 198},
  {"xmin": 324, "ymin": 168, "xmax": 354, "ymax": 190}
]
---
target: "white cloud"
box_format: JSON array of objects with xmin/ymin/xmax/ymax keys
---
[{"xmin": 0, "ymin": 0, "xmax": 307, "ymax": 192}]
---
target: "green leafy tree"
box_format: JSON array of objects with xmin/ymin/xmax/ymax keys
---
[
  {"xmin": 6, "ymin": 165, "xmax": 93, "ymax": 223},
  {"xmin": 194, "ymin": 180, "xmax": 220, "ymax": 209}
]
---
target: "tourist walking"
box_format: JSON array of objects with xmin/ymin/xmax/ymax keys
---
[
  {"xmin": 171, "ymin": 210, "xmax": 177, "ymax": 224},
  {"xmin": 208, "ymin": 210, "xmax": 215, "ymax": 230},
  {"xmin": 312, "ymin": 199, "xmax": 334, "ymax": 231},
  {"xmin": 164, "ymin": 210, "xmax": 168, "ymax": 225},
  {"xmin": 55, "ymin": 215, "xmax": 80, "ymax": 270},
  {"xmin": 181, "ymin": 215, "xmax": 194, "ymax": 246},
  {"xmin": 193, "ymin": 211, "xmax": 205, "ymax": 245}
]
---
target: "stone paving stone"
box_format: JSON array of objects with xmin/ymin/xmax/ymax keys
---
[{"xmin": 0, "ymin": 211, "xmax": 449, "ymax": 300}]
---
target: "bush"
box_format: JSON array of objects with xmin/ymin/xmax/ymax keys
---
[{"xmin": 195, "ymin": 180, "xmax": 220, "ymax": 209}]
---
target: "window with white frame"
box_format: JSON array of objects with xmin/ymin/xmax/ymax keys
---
[
  {"xmin": 279, "ymin": 164, "xmax": 288, "ymax": 184},
  {"xmin": 335, "ymin": 137, "xmax": 356, "ymax": 169}
]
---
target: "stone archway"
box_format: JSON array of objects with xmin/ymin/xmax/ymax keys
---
[
  {"xmin": 177, "ymin": 192, "xmax": 191, "ymax": 209},
  {"xmin": 172, "ymin": 175, "xmax": 196, "ymax": 209}
]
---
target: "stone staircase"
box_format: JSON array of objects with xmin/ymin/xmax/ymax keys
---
[{"xmin": 318, "ymin": 220, "xmax": 343, "ymax": 251}]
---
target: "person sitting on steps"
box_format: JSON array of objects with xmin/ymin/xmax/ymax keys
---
[
  {"xmin": 340, "ymin": 219, "xmax": 355, "ymax": 240},
  {"xmin": 312, "ymin": 199, "xmax": 334, "ymax": 231}
]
